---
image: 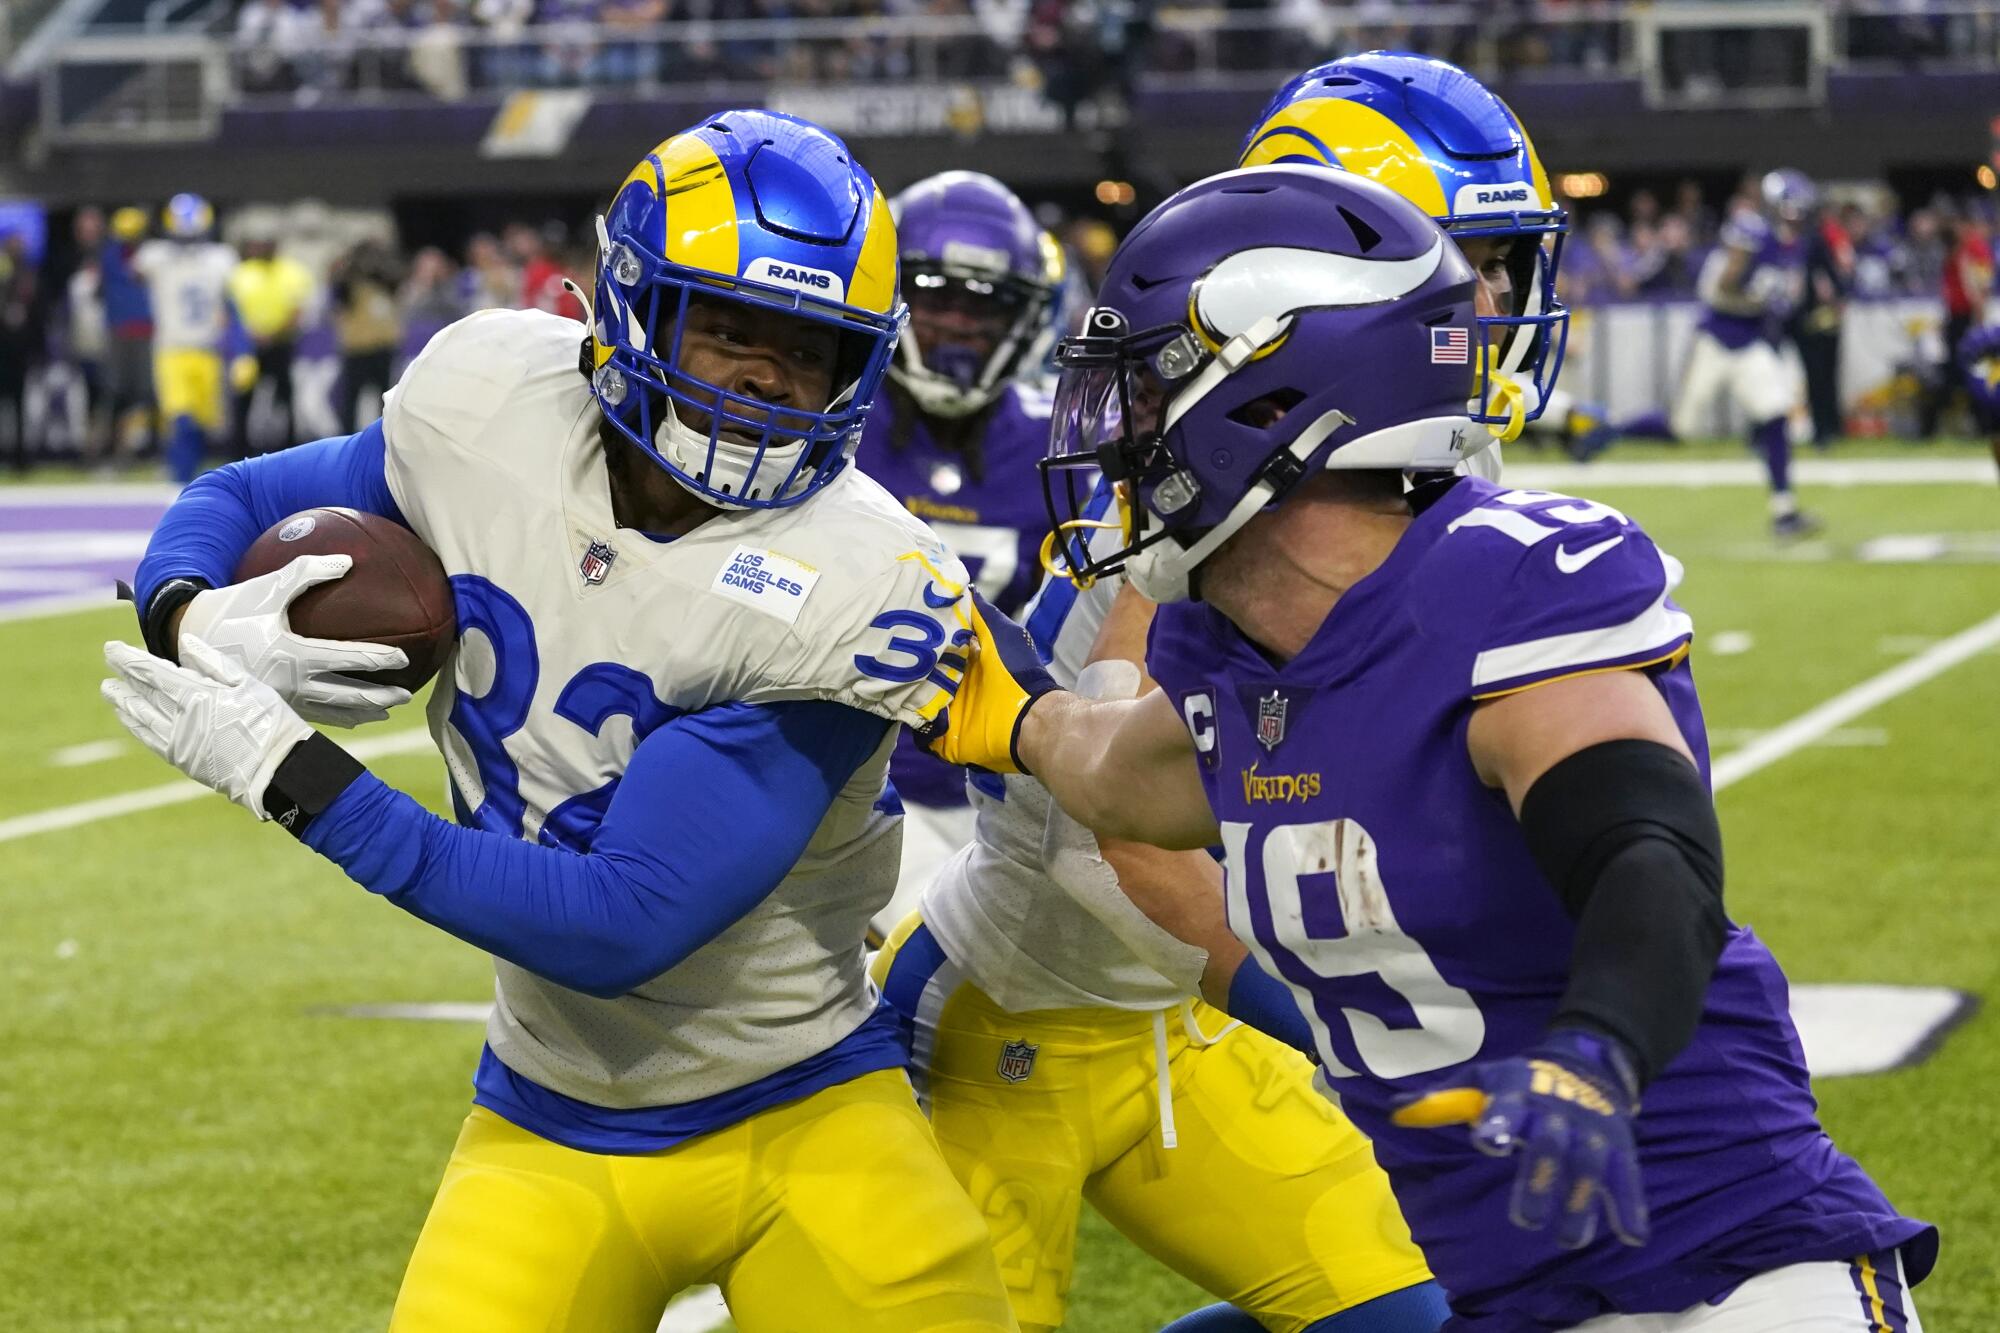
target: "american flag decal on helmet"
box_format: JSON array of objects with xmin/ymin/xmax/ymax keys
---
[{"xmin": 1431, "ymin": 326, "xmax": 1470, "ymax": 365}]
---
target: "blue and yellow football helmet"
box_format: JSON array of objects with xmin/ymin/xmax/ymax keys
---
[
  {"xmin": 588, "ymin": 110, "xmax": 904, "ymax": 509},
  {"xmin": 1240, "ymin": 52, "xmax": 1568, "ymax": 425},
  {"xmin": 162, "ymin": 192, "xmax": 214, "ymax": 240}
]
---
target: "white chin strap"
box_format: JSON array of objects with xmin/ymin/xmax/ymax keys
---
[
  {"xmin": 654, "ymin": 410, "xmax": 810, "ymax": 509},
  {"xmin": 888, "ymin": 358, "xmax": 995, "ymax": 419}
]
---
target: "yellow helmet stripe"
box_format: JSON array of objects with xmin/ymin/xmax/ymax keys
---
[
  {"xmin": 1239, "ymin": 99, "xmax": 1450, "ymax": 217},
  {"xmin": 845, "ymin": 187, "xmax": 900, "ymax": 317},
  {"xmin": 636, "ymin": 133, "xmax": 738, "ymax": 278}
]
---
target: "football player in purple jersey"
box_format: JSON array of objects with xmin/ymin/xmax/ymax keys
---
[
  {"xmin": 921, "ymin": 165, "xmax": 1935, "ymax": 1332},
  {"xmin": 1957, "ymin": 321, "xmax": 2000, "ymax": 482},
  {"xmin": 861, "ymin": 170, "xmax": 1067, "ymax": 931},
  {"xmin": 1669, "ymin": 169, "xmax": 1821, "ymax": 538}
]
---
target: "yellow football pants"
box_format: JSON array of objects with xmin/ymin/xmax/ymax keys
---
[
  {"xmin": 390, "ymin": 1068, "xmax": 1017, "ymax": 1333},
  {"xmin": 874, "ymin": 917, "xmax": 1431, "ymax": 1333},
  {"xmin": 152, "ymin": 348, "xmax": 224, "ymax": 431}
]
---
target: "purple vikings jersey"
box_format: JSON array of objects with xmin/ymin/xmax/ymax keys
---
[
  {"xmin": 1698, "ymin": 211, "xmax": 1807, "ymax": 351},
  {"xmin": 863, "ymin": 380, "xmax": 1055, "ymax": 808},
  {"xmin": 1147, "ymin": 476, "xmax": 1934, "ymax": 1330}
]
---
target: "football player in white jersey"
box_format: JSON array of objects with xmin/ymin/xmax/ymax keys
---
[
  {"xmin": 104, "ymin": 111, "xmax": 1015, "ymax": 1333},
  {"xmin": 131, "ymin": 193, "xmax": 238, "ymax": 483},
  {"xmin": 872, "ymin": 499, "xmax": 1446, "ymax": 1332}
]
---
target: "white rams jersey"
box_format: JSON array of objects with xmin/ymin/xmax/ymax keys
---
[
  {"xmin": 132, "ymin": 240, "xmax": 237, "ymax": 352},
  {"xmin": 381, "ymin": 308, "xmax": 974, "ymax": 1107},
  {"xmin": 920, "ymin": 567, "xmax": 1191, "ymax": 1013}
]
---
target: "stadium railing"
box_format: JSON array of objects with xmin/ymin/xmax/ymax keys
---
[{"xmin": 26, "ymin": 0, "xmax": 2000, "ymax": 145}]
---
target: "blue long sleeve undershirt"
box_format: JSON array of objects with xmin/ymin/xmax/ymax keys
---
[
  {"xmin": 134, "ymin": 420, "xmax": 402, "ymax": 608},
  {"xmin": 303, "ymin": 698, "xmax": 891, "ymax": 998}
]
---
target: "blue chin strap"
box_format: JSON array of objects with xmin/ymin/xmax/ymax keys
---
[
  {"xmin": 1440, "ymin": 206, "xmax": 1569, "ymax": 427},
  {"xmin": 589, "ymin": 232, "xmax": 903, "ymax": 511}
]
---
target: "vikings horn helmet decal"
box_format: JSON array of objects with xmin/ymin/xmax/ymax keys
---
[{"xmin": 1043, "ymin": 166, "xmax": 1477, "ymax": 604}]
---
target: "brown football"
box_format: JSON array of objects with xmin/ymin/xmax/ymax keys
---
[{"xmin": 234, "ymin": 507, "xmax": 456, "ymax": 693}]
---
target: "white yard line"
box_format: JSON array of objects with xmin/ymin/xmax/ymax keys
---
[
  {"xmin": 49, "ymin": 739, "xmax": 128, "ymax": 767},
  {"xmin": 0, "ymin": 729, "xmax": 433, "ymax": 846},
  {"xmin": 1712, "ymin": 608, "xmax": 2000, "ymax": 791}
]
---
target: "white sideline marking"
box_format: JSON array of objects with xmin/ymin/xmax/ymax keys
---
[
  {"xmin": 1507, "ymin": 458, "xmax": 1993, "ymax": 489},
  {"xmin": 49, "ymin": 739, "xmax": 127, "ymax": 767},
  {"xmin": 0, "ymin": 483, "xmax": 180, "ymax": 505},
  {"xmin": 1709, "ymin": 630, "xmax": 1754, "ymax": 655},
  {"xmin": 1712, "ymin": 608, "xmax": 2000, "ymax": 791},
  {"xmin": 0, "ymin": 729, "xmax": 434, "ymax": 845},
  {"xmin": 0, "ymin": 591, "xmax": 122, "ymax": 623}
]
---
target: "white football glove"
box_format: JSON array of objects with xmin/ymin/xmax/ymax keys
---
[
  {"xmin": 177, "ymin": 553, "xmax": 412, "ymax": 727},
  {"xmin": 102, "ymin": 637, "xmax": 315, "ymax": 819}
]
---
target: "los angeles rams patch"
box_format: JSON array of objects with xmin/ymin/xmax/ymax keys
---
[{"xmin": 713, "ymin": 545, "xmax": 820, "ymax": 625}]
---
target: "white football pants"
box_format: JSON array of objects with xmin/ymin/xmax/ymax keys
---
[
  {"xmin": 1567, "ymin": 1250, "xmax": 1921, "ymax": 1332},
  {"xmin": 1671, "ymin": 332, "xmax": 1798, "ymax": 437}
]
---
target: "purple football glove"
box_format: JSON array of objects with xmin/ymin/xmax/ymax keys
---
[{"xmin": 1392, "ymin": 1027, "xmax": 1650, "ymax": 1251}]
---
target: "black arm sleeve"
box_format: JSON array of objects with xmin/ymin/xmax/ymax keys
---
[{"xmin": 1518, "ymin": 739, "xmax": 1728, "ymax": 1089}]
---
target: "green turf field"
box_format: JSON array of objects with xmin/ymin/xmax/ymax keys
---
[{"xmin": 1, "ymin": 457, "xmax": 1994, "ymax": 1331}]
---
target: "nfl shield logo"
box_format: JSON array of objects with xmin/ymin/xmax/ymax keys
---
[
  {"xmin": 997, "ymin": 1039, "xmax": 1038, "ymax": 1083},
  {"xmin": 1256, "ymin": 690, "xmax": 1288, "ymax": 751},
  {"xmin": 578, "ymin": 540, "xmax": 617, "ymax": 586}
]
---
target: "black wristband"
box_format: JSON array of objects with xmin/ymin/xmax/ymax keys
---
[
  {"xmin": 261, "ymin": 733, "xmax": 366, "ymax": 839},
  {"xmin": 1518, "ymin": 739, "xmax": 1728, "ymax": 1089},
  {"xmin": 138, "ymin": 577, "xmax": 210, "ymax": 663}
]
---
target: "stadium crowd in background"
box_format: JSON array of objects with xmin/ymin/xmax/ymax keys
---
[
  {"xmin": 213, "ymin": 1, "xmax": 2000, "ymax": 109},
  {"xmin": 2, "ymin": 174, "xmax": 1996, "ymax": 474}
]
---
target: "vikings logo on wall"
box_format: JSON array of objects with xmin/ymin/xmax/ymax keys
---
[
  {"xmin": 1256, "ymin": 689, "xmax": 1288, "ymax": 751},
  {"xmin": 997, "ymin": 1038, "xmax": 1039, "ymax": 1083},
  {"xmin": 578, "ymin": 540, "xmax": 617, "ymax": 586}
]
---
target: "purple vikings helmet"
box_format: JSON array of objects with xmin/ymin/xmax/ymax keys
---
[
  {"xmin": 1761, "ymin": 168, "xmax": 1818, "ymax": 225},
  {"xmin": 888, "ymin": 171, "xmax": 1063, "ymax": 418},
  {"xmin": 1044, "ymin": 166, "xmax": 1478, "ymax": 603}
]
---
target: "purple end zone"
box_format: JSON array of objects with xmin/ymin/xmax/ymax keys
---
[{"xmin": 0, "ymin": 491, "xmax": 174, "ymax": 619}]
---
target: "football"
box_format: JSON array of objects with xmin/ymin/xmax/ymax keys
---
[{"xmin": 234, "ymin": 507, "xmax": 456, "ymax": 693}]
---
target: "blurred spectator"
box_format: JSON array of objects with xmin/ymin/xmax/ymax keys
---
[
  {"xmin": 1903, "ymin": 208, "xmax": 1948, "ymax": 295},
  {"xmin": 236, "ymin": 0, "xmax": 318, "ymax": 94},
  {"xmin": 472, "ymin": 0, "xmax": 537, "ymax": 87},
  {"xmin": 228, "ymin": 223, "xmax": 318, "ymax": 453},
  {"xmin": 460, "ymin": 231, "xmax": 520, "ymax": 310},
  {"xmin": 100, "ymin": 207, "xmax": 157, "ymax": 460},
  {"xmin": 409, "ymin": 0, "xmax": 470, "ymax": 100},
  {"xmin": 1672, "ymin": 179, "xmax": 1716, "ymax": 247},
  {"xmin": 330, "ymin": 239, "xmax": 406, "ymax": 431},
  {"xmin": 510, "ymin": 222, "xmax": 571, "ymax": 313},
  {"xmin": 341, "ymin": 0, "xmax": 431, "ymax": 94},
  {"xmin": 1797, "ymin": 202, "xmax": 1853, "ymax": 446},
  {"xmin": 64, "ymin": 209, "xmax": 112, "ymax": 464},
  {"xmin": 400, "ymin": 245, "xmax": 467, "ymax": 349},
  {"xmin": 599, "ymin": 0, "xmax": 664, "ymax": 84},
  {"xmin": 0, "ymin": 234, "xmax": 37, "ymax": 470},
  {"xmin": 1919, "ymin": 215, "xmax": 1994, "ymax": 437}
]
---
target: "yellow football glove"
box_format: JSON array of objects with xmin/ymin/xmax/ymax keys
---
[{"xmin": 915, "ymin": 590, "xmax": 1059, "ymax": 774}]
